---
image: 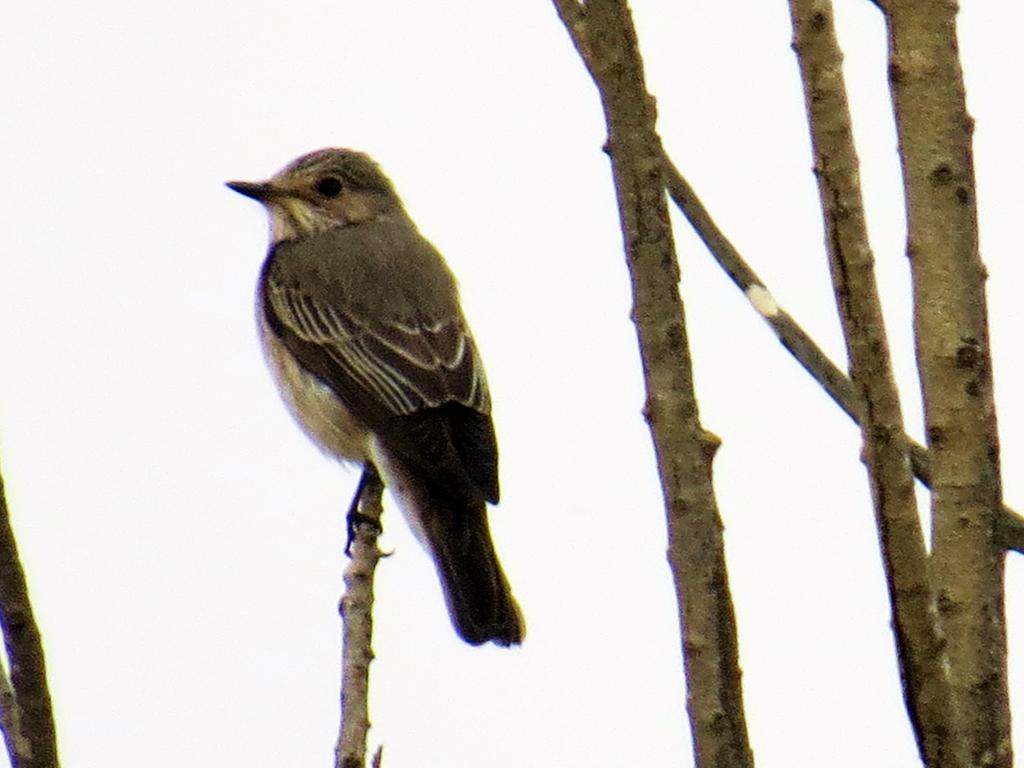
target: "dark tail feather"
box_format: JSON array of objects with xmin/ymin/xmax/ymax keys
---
[
  {"xmin": 421, "ymin": 493, "xmax": 524, "ymax": 647},
  {"xmin": 373, "ymin": 450, "xmax": 524, "ymax": 646}
]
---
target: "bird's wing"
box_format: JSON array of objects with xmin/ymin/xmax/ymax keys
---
[
  {"xmin": 262, "ymin": 274, "xmax": 499, "ymax": 501},
  {"xmin": 266, "ymin": 277, "xmax": 489, "ymax": 415}
]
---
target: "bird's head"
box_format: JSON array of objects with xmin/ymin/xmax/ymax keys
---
[{"xmin": 227, "ymin": 148, "xmax": 404, "ymax": 243}]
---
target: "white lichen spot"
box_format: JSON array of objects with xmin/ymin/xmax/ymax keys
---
[
  {"xmin": 940, "ymin": 655, "xmax": 952, "ymax": 680},
  {"xmin": 745, "ymin": 283, "xmax": 780, "ymax": 318}
]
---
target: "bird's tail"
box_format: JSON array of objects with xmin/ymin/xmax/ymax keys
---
[
  {"xmin": 372, "ymin": 445, "xmax": 524, "ymax": 646},
  {"xmin": 420, "ymin": 491, "xmax": 524, "ymax": 646}
]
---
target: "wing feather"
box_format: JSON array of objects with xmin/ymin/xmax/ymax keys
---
[{"xmin": 266, "ymin": 278, "xmax": 490, "ymax": 416}]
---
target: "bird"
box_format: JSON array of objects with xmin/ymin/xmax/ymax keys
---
[{"xmin": 227, "ymin": 148, "xmax": 523, "ymax": 646}]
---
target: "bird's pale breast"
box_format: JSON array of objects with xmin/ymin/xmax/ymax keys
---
[{"xmin": 258, "ymin": 301, "xmax": 371, "ymax": 463}]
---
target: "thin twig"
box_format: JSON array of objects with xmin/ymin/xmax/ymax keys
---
[
  {"xmin": 335, "ymin": 468, "xmax": 385, "ymax": 768},
  {"xmin": 661, "ymin": 153, "xmax": 1024, "ymax": 553},
  {"xmin": 552, "ymin": 2, "xmax": 753, "ymax": 766},
  {"xmin": 788, "ymin": 1, "xmax": 953, "ymax": 762},
  {"xmin": 0, "ymin": 462, "xmax": 59, "ymax": 768},
  {"xmin": 663, "ymin": 155, "xmax": 859, "ymax": 420}
]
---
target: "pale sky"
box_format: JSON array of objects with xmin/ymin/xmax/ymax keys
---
[{"xmin": 1, "ymin": 2, "xmax": 1022, "ymax": 766}]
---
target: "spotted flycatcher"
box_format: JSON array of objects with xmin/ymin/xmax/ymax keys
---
[{"xmin": 228, "ymin": 149, "xmax": 523, "ymax": 646}]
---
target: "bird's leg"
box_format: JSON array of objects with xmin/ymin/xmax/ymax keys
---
[{"xmin": 345, "ymin": 464, "xmax": 383, "ymax": 556}]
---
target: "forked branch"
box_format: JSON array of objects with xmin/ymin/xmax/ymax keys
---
[
  {"xmin": 882, "ymin": 0, "xmax": 1010, "ymax": 762},
  {"xmin": 788, "ymin": 1, "xmax": 953, "ymax": 761}
]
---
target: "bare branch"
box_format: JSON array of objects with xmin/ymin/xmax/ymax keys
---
[
  {"xmin": 884, "ymin": 1, "xmax": 1011, "ymax": 762},
  {"xmin": 788, "ymin": 1, "xmax": 955, "ymax": 762},
  {"xmin": 0, "ymin": 463, "xmax": 59, "ymax": 768},
  {"xmin": 661, "ymin": 150, "xmax": 1024, "ymax": 554},
  {"xmin": 663, "ymin": 156, "xmax": 861, "ymax": 423},
  {"xmin": 335, "ymin": 468, "xmax": 385, "ymax": 768},
  {"xmin": 552, "ymin": 2, "xmax": 753, "ymax": 766}
]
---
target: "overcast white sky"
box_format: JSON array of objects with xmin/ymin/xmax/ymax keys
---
[{"xmin": 1, "ymin": 2, "xmax": 1022, "ymax": 766}]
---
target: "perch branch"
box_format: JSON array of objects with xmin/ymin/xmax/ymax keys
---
[{"xmin": 335, "ymin": 467, "xmax": 385, "ymax": 768}]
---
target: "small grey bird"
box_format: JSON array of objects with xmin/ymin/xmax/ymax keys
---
[{"xmin": 227, "ymin": 148, "xmax": 523, "ymax": 646}]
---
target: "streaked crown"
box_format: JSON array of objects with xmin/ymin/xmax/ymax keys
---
[{"xmin": 228, "ymin": 148, "xmax": 405, "ymax": 243}]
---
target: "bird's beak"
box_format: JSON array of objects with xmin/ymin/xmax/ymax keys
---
[{"xmin": 225, "ymin": 180, "xmax": 282, "ymax": 201}]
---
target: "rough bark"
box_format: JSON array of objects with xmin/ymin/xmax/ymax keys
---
[
  {"xmin": 552, "ymin": 3, "xmax": 753, "ymax": 766},
  {"xmin": 882, "ymin": 1, "xmax": 1010, "ymax": 764},
  {"xmin": 788, "ymin": 2, "xmax": 954, "ymax": 762}
]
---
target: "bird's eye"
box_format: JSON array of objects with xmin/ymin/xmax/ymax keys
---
[{"xmin": 315, "ymin": 177, "xmax": 343, "ymax": 198}]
